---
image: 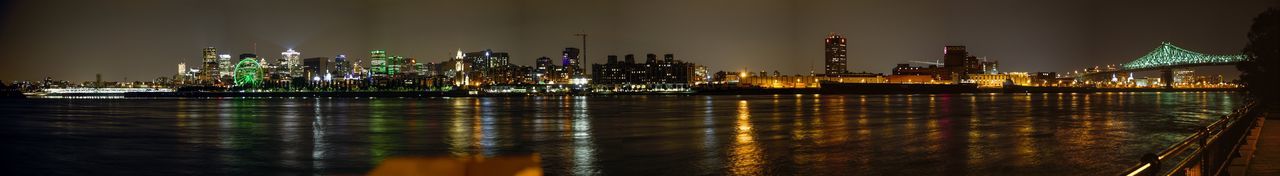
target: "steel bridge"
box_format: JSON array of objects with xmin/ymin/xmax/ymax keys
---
[{"xmin": 1069, "ymin": 42, "xmax": 1247, "ymax": 88}]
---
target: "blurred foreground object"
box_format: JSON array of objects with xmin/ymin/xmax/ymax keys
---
[{"xmin": 368, "ymin": 154, "xmax": 543, "ymax": 176}]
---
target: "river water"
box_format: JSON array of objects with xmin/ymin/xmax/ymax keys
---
[{"xmin": 0, "ymin": 92, "xmax": 1240, "ymax": 175}]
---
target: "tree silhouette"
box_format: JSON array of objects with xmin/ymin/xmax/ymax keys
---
[{"xmin": 1240, "ymin": 7, "xmax": 1280, "ymax": 108}]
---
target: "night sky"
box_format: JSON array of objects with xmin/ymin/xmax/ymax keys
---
[{"xmin": 1, "ymin": 0, "xmax": 1275, "ymax": 82}]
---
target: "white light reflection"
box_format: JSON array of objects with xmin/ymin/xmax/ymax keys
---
[{"xmin": 571, "ymin": 96, "xmax": 598, "ymax": 175}]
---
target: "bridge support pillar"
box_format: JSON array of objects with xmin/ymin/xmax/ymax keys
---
[{"xmin": 1161, "ymin": 68, "xmax": 1173, "ymax": 89}]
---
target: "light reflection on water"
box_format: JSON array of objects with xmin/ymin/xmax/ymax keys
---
[{"xmin": 0, "ymin": 92, "xmax": 1241, "ymax": 175}]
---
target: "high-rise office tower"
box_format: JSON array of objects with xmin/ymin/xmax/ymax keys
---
[
  {"xmin": 370, "ymin": 50, "xmax": 388, "ymax": 77},
  {"xmin": 334, "ymin": 55, "xmax": 350, "ymax": 77},
  {"xmin": 563, "ymin": 48, "xmax": 582, "ymax": 76},
  {"xmin": 387, "ymin": 56, "xmax": 405, "ymax": 75},
  {"xmin": 177, "ymin": 62, "xmax": 187, "ymax": 81},
  {"xmin": 824, "ymin": 33, "xmax": 848, "ymax": 75},
  {"xmin": 218, "ymin": 54, "xmax": 233, "ymax": 78},
  {"xmin": 282, "ymin": 49, "xmax": 301, "ymax": 77},
  {"xmin": 463, "ymin": 49, "xmax": 510, "ymax": 72},
  {"xmin": 201, "ymin": 47, "xmax": 219, "ymax": 83}
]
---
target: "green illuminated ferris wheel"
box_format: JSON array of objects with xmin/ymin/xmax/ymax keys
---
[{"xmin": 233, "ymin": 58, "xmax": 262, "ymax": 87}]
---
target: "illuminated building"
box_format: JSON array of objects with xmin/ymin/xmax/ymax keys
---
[
  {"xmin": 711, "ymin": 71, "xmax": 748, "ymax": 83},
  {"xmin": 176, "ymin": 62, "xmax": 187, "ymax": 83},
  {"xmin": 201, "ymin": 47, "xmax": 219, "ymax": 83},
  {"xmin": 887, "ymin": 75, "xmax": 942, "ymax": 84},
  {"xmin": 217, "ymin": 54, "xmax": 232, "ymax": 78},
  {"xmin": 1173, "ymin": 69, "xmax": 1194, "ymax": 85},
  {"xmin": 593, "ymin": 55, "xmax": 627, "ymax": 85},
  {"xmin": 385, "ymin": 56, "xmax": 406, "ymax": 76},
  {"xmin": 273, "ymin": 55, "xmax": 289, "ymax": 80},
  {"xmin": 943, "ymin": 46, "xmax": 968, "ymax": 81},
  {"xmin": 333, "ymin": 55, "xmax": 351, "ymax": 78},
  {"xmin": 1028, "ymin": 72, "xmax": 1076, "ymax": 87},
  {"xmin": 282, "ymin": 49, "xmax": 301, "ymax": 77},
  {"xmin": 978, "ymin": 58, "xmax": 999, "ymax": 74},
  {"xmin": 536, "ymin": 56, "xmax": 554, "ymax": 72},
  {"xmin": 414, "ymin": 62, "xmax": 436, "ymax": 76},
  {"xmin": 969, "ymin": 73, "xmax": 1031, "ymax": 88},
  {"xmin": 369, "ymin": 50, "xmax": 389, "ymax": 77},
  {"xmin": 591, "ymin": 53, "xmax": 705, "ymax": 91},
  {"xmin": 961, "ymin": 56, "xmax": 999, "ymax": 75},
  {"xmin": 888, "ymin": 64, "xmax": 947, "ymax": 83},
  {"xmin": 404, "ymin": 58, "xmax": 419, "ymax": 75},
  {"xmin": 736, "ymin": 73, "xmax": 889, "ymax": 89},
  {"xmin": 824, "ymin": 33, "xmax": 848, "ymax": 75},
  {"xmin": 893, "ymin": 64, "xmax": 941, "ymax": 76},
  {"xmin": 464, "ymin": 49, "xmax": 510, "ymax": 73},
  {"xmin": 534, "ymin": 56, "xmax": 565, "ymax": 84},
  {"xmin": 563, "ymin": 48, "xmax": 583, "ymax": 77}
]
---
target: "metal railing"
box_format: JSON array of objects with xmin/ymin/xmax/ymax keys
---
[{"xmin": 1122, "ymin": 101, "xmax": 1260, "ymax": 176}]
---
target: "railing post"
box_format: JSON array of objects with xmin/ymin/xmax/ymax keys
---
[
  {"xmin": 1140, "ymin": 153, "xmax": 1160, "ymax": 176},
  {"xmin": 1199, "ymin": 127, "xmax": 1209, "ymax": 176}
]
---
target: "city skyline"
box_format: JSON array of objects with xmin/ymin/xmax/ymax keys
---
[{"xmin": 1, "ymin": 0, "xmax": 1275, "ymax": 82}]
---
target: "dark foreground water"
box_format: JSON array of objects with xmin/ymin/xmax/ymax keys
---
[{"xmin": 0, "ymin": 92, "xmax": 1241, "ymax": 175}]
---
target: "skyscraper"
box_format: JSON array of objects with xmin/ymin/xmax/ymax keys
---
[
  {"xmin": 217, "ymin": 54, "xmax": 232, "ymax": 78},
  {"xmin": 563, "ymin": 48, "xmax": 582, "ymax": 76},
  {"xmin": 177, "ymin": 62, "xmax": 186, "ymax": 82},
  {"xmin": 387, "ymin": 56, "xmax": 405, "ymax": 75},
  {"xmin": 201, "ymin": 47, "xmax": 219, "ymax": 83},
  {"xmin": 824, "ymin": 33, "xmax": 848, "ymax": 75},
  {"xmin": 282, "ymin": 49, "xmax": 301, "ymax": 77},
  {"xmin": 370, "ymin": 50, "xmax": 388, "ymax": 77},
  {"xmin": 334, "ymin": 55, "xmax": 351, "ymax": 77},
  {"xmin": 463, "ymin": 49, "xmax": 510, "ymax": 72}
]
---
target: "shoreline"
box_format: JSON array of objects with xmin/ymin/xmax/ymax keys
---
[{"xmin": 19, "ymin": 87, "xmax": 1240, "ymax": 98}]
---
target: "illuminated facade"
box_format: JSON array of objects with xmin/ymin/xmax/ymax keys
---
[
  {"xmin": 824, "ymin": 33, "xmax": 848, "ymax": 75},
  {"xmin": 738, "ymin": 74, "xmax": 888, "ymax": 89},
  {"xmin": 563, "ymin": 48, "xmax": 583, "ymax": 77},
  {"xmin": 201, "ymin": 47, "xmax": 219, "ymax": 83},
  {"xmin": 217, "ymin": 54, "xmax": 232, "ymax": 78},
  {"xmin": 887, "ymin": 75, "xmax": 944, "ymax": 84},
  {"xmin": 333, "ymin": 55, "xmax": 351, "ymax": 78},
  {"xmin": 281, "ymin": 49, "xmax": 301, "ymax": 77},
  {"xmin": 176, "ymin": 62, "xmax": 187, "ymax": 82},
  {"xmin": 464, "ymin": 49, "xmax": 510, "ymax": 73},
  {"xmin": 369, "ymin": 50, "xmax": 389, "ymax": 77},
  {"xmin": 969, "ymin": 73, "xmax": 1031, "ymax": 88},
  {"xmin": 534, "ymin": 56, "xmax": 566, "ymax": 83},
  {"xmin": 591, "ymin": 53, "xmax": 706, "ymax": 91}
]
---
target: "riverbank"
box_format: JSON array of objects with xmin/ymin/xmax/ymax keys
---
[{"xmin": 20, "ymin": 87, "xmax": 1239, "ymax": 98}]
